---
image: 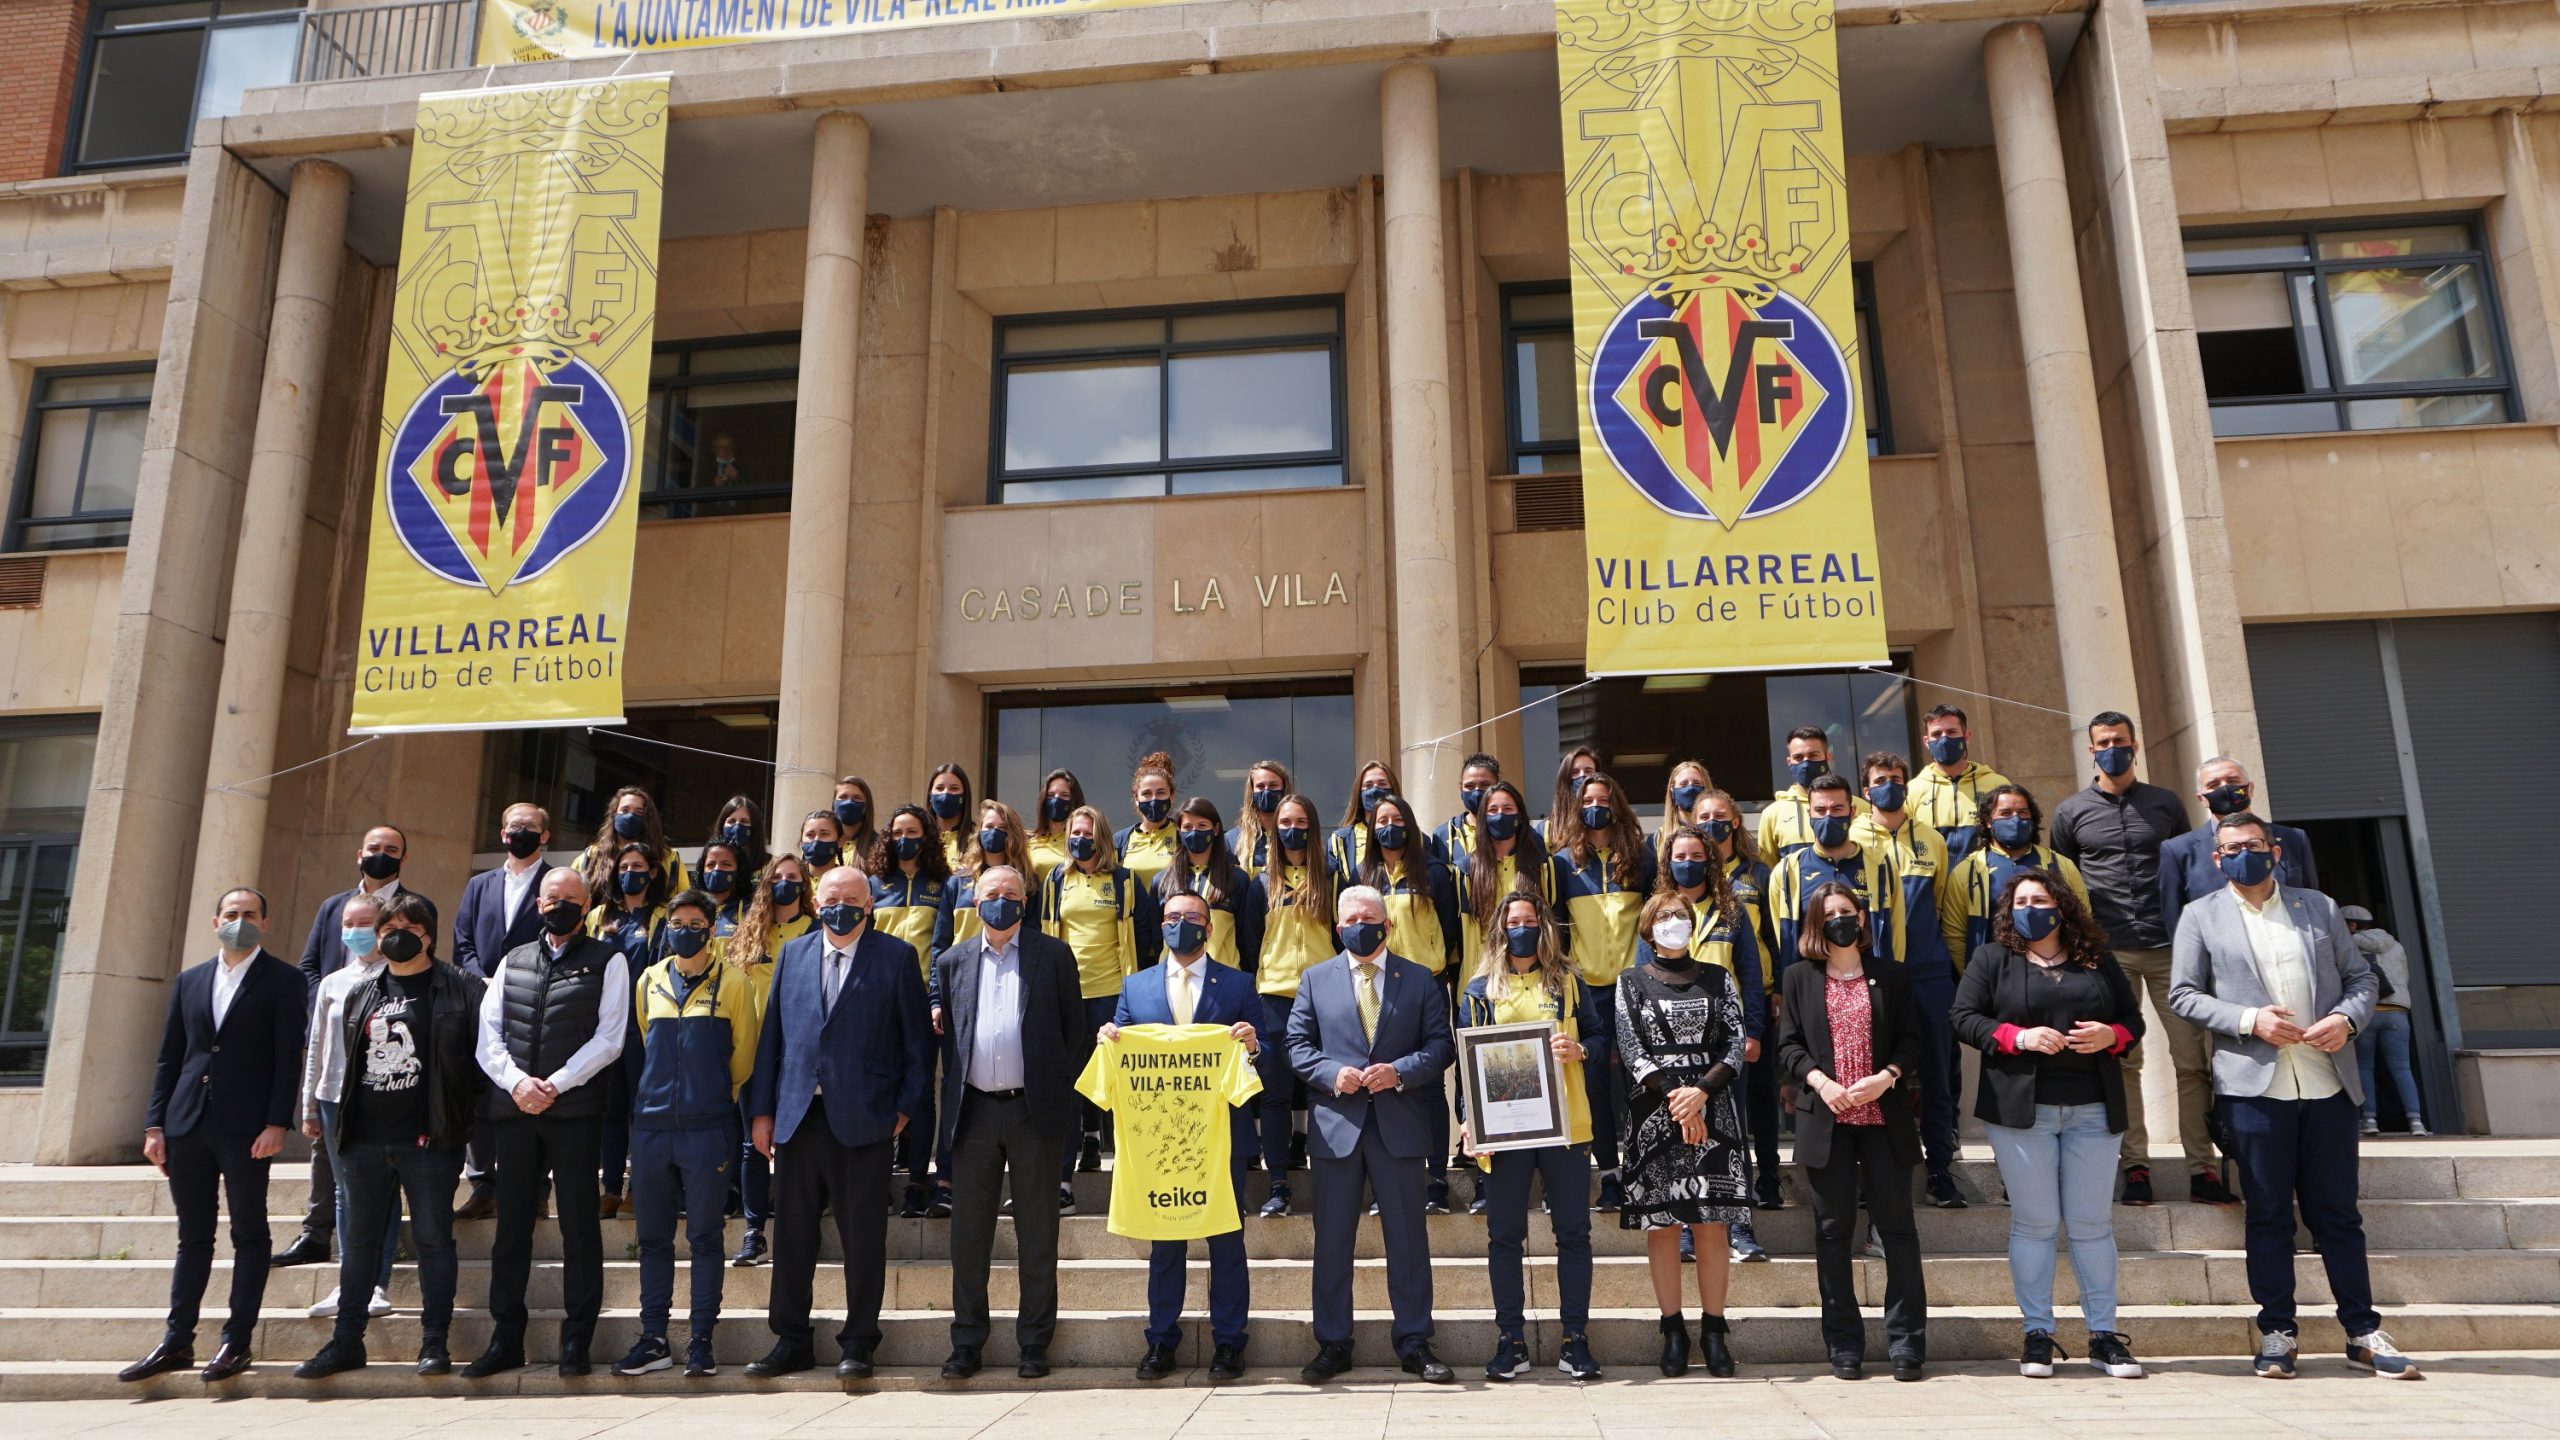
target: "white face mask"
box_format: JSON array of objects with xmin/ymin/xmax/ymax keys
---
[{"xmin": 1650, "ymin": 917, "xmax": 1694, "ymax": 953}]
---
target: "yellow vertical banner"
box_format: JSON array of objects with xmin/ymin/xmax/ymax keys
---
[
  {"xmin": 350, "ymin": 77, "xmax": 669, "ymax": 734},
  {"xmin": 1556, "ymin": 0, "xmax": 1887, "ymax": 675}
]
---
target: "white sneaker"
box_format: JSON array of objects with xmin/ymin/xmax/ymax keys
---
[
  {"xmin": 367, "ymin": 1286, "xmax": 394, "ymax": 1317},
  {"xmin": 2409, "ymin": 1122, "xmax": 2432, "ymax": 1137},
  {"xmin": 308, "ymin": 1286, "xmax": 341, "ymax": 1319},
  {"xmin": 2359, "ymin": 1120, "xmax": 2380, "ymax": 1137}
]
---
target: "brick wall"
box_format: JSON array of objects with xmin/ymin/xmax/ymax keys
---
[{"xmin": 0, "ymin": 0, "xmax": 91, "ymax": 183}]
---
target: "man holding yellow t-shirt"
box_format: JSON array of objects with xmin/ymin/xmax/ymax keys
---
[{"xmin": 1093, "ymin": 891, "xmax": 1263, "ymax": 1381}]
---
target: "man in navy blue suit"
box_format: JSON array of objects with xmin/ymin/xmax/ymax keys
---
[
  {"xmin": 2159, "ymin": 757, "xmax": 2321, "ymax": 938},
  {"xmin": 124, "ymin": 887, "xmax": 305, "ymax": 1384},
  {"xmin": 744, "ymin": 865, "xmax": 932, "ymax": 1380},
  {"xmin": 1286, "ymin": 885, "xmax": 1456, "ymax": 1384},
  {"xmin": 449, "ymin": 802, "xmax": 553, "ymax": 1218},
  {"xmin": 1107, "ymin": 889, "xmax": 1263, "ymax": 1382}
]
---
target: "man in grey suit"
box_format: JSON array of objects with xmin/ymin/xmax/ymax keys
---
[
  {"xmin": 2168, "ymin": 812, "xmax": 2418, "ymax": 1381},
  {"xmin": 933, "ymin": 865, "xmax": 1092, "ymax": 1380},
  {"xmin": 1285, "ymin": 885, "xmax": 1456, "ymax": 1383}
]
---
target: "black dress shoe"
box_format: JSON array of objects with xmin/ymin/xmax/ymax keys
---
[
  {"xmin": 272, "ymin": 1230, "xmax": 333, "ymax": 1268},
  {"xmin": 1400, "ymin": 1344, "xmax": 1455, "ymax": 1383},
  {"xmin": 1300, "ymin": 1343, "xmax": 1353, "ymax": 1383},
  {"xmin": 200, "ymin": 1342, "xmax": 254, "ymax": 1382},
  {"xmin": 1829, "ymin": 1351, "xmax": 1864, "ymax": 1380},
  {"xmin": 899, "ymin": 1184, "xmax": 927, "ymax": 1219},
  {"xmin": 941, "ymin": 1346, "xmax": 981, "ymax": 1379},
  {"xmin": 417, "ymin": 1339, "xmax": 452, "ymax": 1376},
  {"xmin": 295, "ymin": 1339, "xmax": 366, "ymax": 1379},
  {"xmin": 745, "ymin": 1340, "xmax": 815, "ymax": 1377},
  {"xmin": 1079, "ymin": 1136, "xmax": 1103, "ymax": 1172},
  {"xmin": 118, "ymin": 1338, "xmax": 193, "ymax": 1383},
  {"xmin": 926, "ymin": 1184, "xmax": 954, "ymax": 1219},
  {"xmin": 1136, "ymin": 1343, "xmax": 1178, "ymax": 1380},
  {"xmin": 836, "ymin": 1350, "xmax": 874, "ymax": 1380},
  {"xmin": 453, "ymin": 1183, "xmax": 497, "ymax": 1221},
  {"xmin": 462, "ymin": 1343, "xmax": 526, "ymax": 1379},
  {"xmin": 557, "ymin": 1342, "xmax": 593, "ymax": 1377},
  {"xmin": 1017, "ymin": 1347, "xmax": 1050, "ymax": 1379},
  {"xmin": 1208, "ymin": 1343, "xmax": 1246, "ymax": 1380},
  {"xmin": 1892, "ymin": 1351, "xmax": 1925, "ymax": 1382}
]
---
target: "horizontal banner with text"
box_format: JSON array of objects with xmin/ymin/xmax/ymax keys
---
[{"xmin": 478, "ymin": 0, "xmax": 1207, "ymax": 66}]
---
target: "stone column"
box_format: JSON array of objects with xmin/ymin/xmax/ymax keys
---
[
  {"xmin": 1982, "ymin": 23, "xmax": 2143, "ymax": 728},
  {"xmin": 1379, "ymin": 63, "xmax": 1468, "ymax": 827},
  {"xmin": 185, "ymin": 159, "xmax": 353, "ymax": 926},
  {"xmin": 774, "ymin": 112, "xmax": 870, "ymax": 827}
]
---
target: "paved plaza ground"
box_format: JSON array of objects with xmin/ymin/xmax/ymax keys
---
[{"xmin": 5, "ymin": 1353, "xmax": 2555, "ymax": 1440}]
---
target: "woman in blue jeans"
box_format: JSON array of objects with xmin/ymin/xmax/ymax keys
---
[
  {"xmin": 1949, "ymin": 870, "xmax": 2149, "ymax": 1380},
  {"xmin": 2343, "ymin": 907, "xmax": 2429, "ymax": 1135}
]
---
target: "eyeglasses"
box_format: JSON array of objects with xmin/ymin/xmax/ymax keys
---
[{"xmin": 2216, "ymin": 843, "xmax": 2273, "ymax": 857}]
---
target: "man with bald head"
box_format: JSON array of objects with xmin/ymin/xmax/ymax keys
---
[
  {"xmin": 933, "ymin": 863, "xmax": 1092, "ymax": 1380},
  {"xmin": 2159, "ymin": 757, "xmax": 2321, "ymax": 939},
  {"xmin": 744, "ymin": 865, "xmax": 930, "ymax": 1380}
]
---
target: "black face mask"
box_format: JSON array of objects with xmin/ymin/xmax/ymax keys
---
[
  {"xmin": 1821, "ymin": 913, "xmax": 1866, "ymax": 950},
  {"xmin": 359, "ymin": 851, "xmax": 401, "ymax": 881},
  {"xmin": 541, "ymin": 901, "xmax": 585, "ymax": 936},
  {"xmin": 377, "ymin": 928, "xmax": 425, "ymax": 964},
  {"xmin": 2204, "ymin": 783, "xmax": 2252, "ymax": 817},
  {"xmin": 501, "ymin": 829, "xmax": 543, "ymax": 859}
]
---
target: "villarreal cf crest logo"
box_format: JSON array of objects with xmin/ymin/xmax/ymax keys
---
[
  {"xmin": 384, "ymin": 352, "xmax": 631, "ymax": 596},
  {"xmin": 1590, "ymin": 283, "xmax": 1853, "ymax": 529}
]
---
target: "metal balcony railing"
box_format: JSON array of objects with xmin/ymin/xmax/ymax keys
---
[{"xmin": 296, "ymin": 0, "xmax": 482, "ymax": 84}]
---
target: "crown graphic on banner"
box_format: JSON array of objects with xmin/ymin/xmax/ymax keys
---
[
  {"xmin": 429, "ymin": 295, "xmax": 623, "ymax": 375},
  {"xmin": 1612, "ymin": 222, "xmax": 1807, "ymax": 298}
]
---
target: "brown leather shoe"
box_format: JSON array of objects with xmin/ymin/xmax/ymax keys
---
[
  {"xmin": 597, "ymin": 1193, "xmax": 622, "ymax": 1220},
  {"xmin": 201, "ymin": 1342, "xmax": 253, "ymax": 1381},
  {"xmin": 454, "ymin": 1183, "xmax": 497, "ymax": 1221}
]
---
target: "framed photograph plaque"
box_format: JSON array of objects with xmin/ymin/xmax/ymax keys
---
[{"xmin": 1456, "ymin": 1019, "xmax": 1568, "ymax": 1154}]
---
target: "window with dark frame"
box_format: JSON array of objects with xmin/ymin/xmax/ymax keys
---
[
  {"xmin": 8, "ymin": 366, "xmax": 152, "ymax": 554},
  {"xmin": 475, "ymin": 701, "xmax": 777, "ymax": 860},
  {"xmin": 0, "ymin": 715, "xmax": 97, "ymax": 1084},
  {"xmin": 985, "ymin": 678, "xmax": 1357, "ymax": 826},
  {"xmin": 639, "ymin": 334, "xmax": 798, "ymax": 521},
  {"xmin": 991, "ymin": 299, "xmax": 1347, "ymax": 503},
  {"xmin": 70, "ymin": 0, "xmax": 302, "ymax": 172},
  {"xmin": 1500, "ymin": 265, "xmax": 1892, "ymax": 476},
  {"xmin": 2187, "ymin": 217, "xmax": 2517, "ymax": 437}
]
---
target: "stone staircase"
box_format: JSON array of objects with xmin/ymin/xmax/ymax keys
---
[{"xmin": 1, "ymin": 1140, "xmax": 2556, "ymax": 1396}]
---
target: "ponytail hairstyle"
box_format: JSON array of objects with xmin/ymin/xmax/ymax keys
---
[{"xmin": 1130, "ymin": 751, "xmax": 1178, "ymax": 830}]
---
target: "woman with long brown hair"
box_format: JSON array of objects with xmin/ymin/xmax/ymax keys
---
[
  {"xmin": 1228, "ymin": 759, "xmax": 1294, "ymax": 870},
  {"xmin": 1550, "ymin": 769, "xmax": 1655, "ymax": 1212},
  {"xmin": 1025, "ymin": 768, "xmax": 1088, "ymax": 883},
  {"xmin": 1163, "ymin": 796, "xmax": 1264, "ymax": 973},
  {"xmin": 1949, "ymin": 869, "xmax": 2147, "ymax": 1380},
  {"xmin": 830, "ymin": 775, "xmax": 879, "ymax": 873},
  {"xmin": 581, "ymin": 785, "xmax": 688, "ymax": 893},
  {"xmin": 926, "ymin": 762, "xmax": 974, "ymax": 869},
  {"xmin": 721, "ymin": 853, "xmax": 812, "ymax": 1264},
  {"xmin": 1539, "ymin": 746, "xmax": 1600, "ymax": 846},
  {"xmin": 1251, "ymin": 791, "xmax": 1337, "ymax": 1218},
  {"xmin": 1327, "ymin": 758, "xmax": 1404, "ymax": 878}
]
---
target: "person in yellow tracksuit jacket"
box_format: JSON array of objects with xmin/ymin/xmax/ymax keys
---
[
  {"xmin": 1432, "ymin": 753, "xmax": 1503, "ymax": 864},
  {"xmin": 926, "ymin": 762, "xmax": 974, "ymax": 871},
  {"xmin": 1550, "ymin": 771, "xmax": 1657, "ymax": 1211},
  {"xmin": 1655, "ymin": 759, "xmax": 1716, "ymax": 872},
  {"xmin": 1045, "ymin": 806, "xmax": 1153, "ymax": 1191},
  {"xmin": 1354, "ymin": 792, "xmax": 1461, "ymax": 1210},
  {"xmin": 717, "ymin": 859, "xmax": 810, "ymax": 1262},
  {"xmin": 1907, "ymin": 704, "xmax": 2009, "ymax": 863},
  {"xmin": 1758, "ymin": 729, "xmax": 1872, "ymax": 862},
  {"xmin": 580, "ymin": 785, "xmax": 690, "ymax": 894},
  {"xmin": 867, "ymin": 804, "xmax": 954, "ymax": 977},
  {"xmin": 1162, "ymin": 798, "xmax": 1266, "ymax": 974},
  {"xmin": 1452, "ymin": 782, "xmax": 1556, "ymax": 987},
  {"xmin": 1249, "ymin": 793, "xmax": 1339, "ymax": 1218},
  {"xmin": 1228, "ymin": 760, "xmax": 1295, "ymax": 871},
  {"xmin": 1938, "ymin": 782, "xmax": 2090, "ymax": 967},
  {"xmin": 626, "ymin": 889, "xmax": 761, "ymax": 1367},
  {"xmin": 1538, "ymin": 747, "xmax": 1600, "ymax": 847},
  {"xmin": 1026, "ymin": 769, "xmax": 1087, "ymax": 883},
  {"xmin": 1327, "ymin": 758, "xmax": 1405, "ymax": 879},
  {"xmin": 1120, "ymin": 753, "xmax": 1181, "ymax": 893},
  {"xmin": 1769, "ymin": 774, "xmax": 1903, "ymax": 970},
  {"xmin": 830, "ymin": 775, "xmax": 879, "ymax": 878}
]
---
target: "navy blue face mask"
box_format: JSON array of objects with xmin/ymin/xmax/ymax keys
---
[
  {"xmin": 1067, "ymin": 834, "xmax": 1098, "ymax": 863},
  {"xmin": 1161, "ymin": 918, "xmax": 1207, "ymax": 956},
  {"xmin": 2093, "ymin": 744, "xmax": 2136, "ymax": 779},
  {"xmin": 2218, "ymin": 847, "xmax": 2274, "ymax": 887},
  {"xmin": 929, "ymin": 791, "xmax": 963, "ymax": 819},
  {"xmin": 1703, "ymin": 817, "xmax": 1734, "ymax": 844},
  {"xmin": 1789, "ymin": 758, "xmax": 1825, "ymax": 790},
  {"xmin": 700, "ymin": 868, "xmax": 736, "ymax": 896},
  {"xmin": 1460, "ymin": 786, "xmax": 1488, "ymax": 815},
  {"xmin": 1373, "ymin": 823, "xmax": 1408, "ymax": 853},
  {"xmin": 2011, "ymin": 904, "xmax": 2061, "ymax": 942},
  {"xmin": 1137, "ymin": 797, "xmax": 1172, "ymax": 825},
  {"xmin": 1484, "ymin": 812, "xmax": 1520, "ymax": 842},
  {"xmin": 1338, "ymin": 921, "xmax": 1385, "ymax": 958},
  {"xmin": 1925, "ymin": 735, "xmax": 1968, "ymax": 766},
  {"xmin": 1043, "ymin": 794, "xmax": 1073, "ymax": 823},
  {"xmin": 817, "ymin": 901, "xmax": 864, "ymax": 935},
  {"xmin": 1251, "ymin": 787, "xmax": 1282, "ymax": 814},
  {"xmin": 665, "ymin": 925, "xmax": 711, "ymax": 959},
  {"xmin": 1180, "ymin": 828, "xmax": 1214, "ymax": 854},
  {"xmin": 801, "ymin": 840, "xmax": 837, "ymax": 869},
  {"xmin": 617, "ymin": 870, "xmax": 650, "ymax": 895},
  {"xmin": 891, "ymin": 835, "xmax": 924, "ymax": 863},
  {"xmin": 1821, "ymin": 913, "xmax": 1866, "ymax": 949},
  {"xmin": 1579, "ymin": 804, "xmax": 1611, "ymax": 832},
  {"xmin": 1866, "ymin": 781, "xmax": 1907, "ymax": 813},
  {"xmin": 977, "ymin": 895, "xmax": 1024, "ymax": 931},
  {"xmin": 721, "ymin": 822, "xmax": 754, "ymax": 849},
  {"xmin": 1277, "ymin": 825, "xmax": 1310, "ymax": 853},
  {"xmin": 1669, "ymin": 858, "xmax": 1710, "ymax": 891},
  {"xmin": 979, "ymin": 827, "xmax": 1008, "ymax": 855},
  {"xmin": 1360, "ymin": 785, "xmax": 1391, "ymax": 813},
  {"xmin": 1670, "ymin": 782, "xmax": 1705, "ymax": 814},
  {"xmin": 1810, "ymin": 814, "xmax": 1852, "ymax": 849},
  {"xmin": 769, "ymin": 879, "xmax": 803, "ymax": 907},
  {"xmin": 833, "ymin": 796, "xmax": 867, "ymax": 828},
  {"xmin": 1503, "ymin": 925, "xmax": 1541, "ymax": 958},
  {"xmin": 613, "ymin": 811, "xmax": 648, "ymax": 840},
  {"xmin": 1989, "ymin": 815, "xmax": 2036, "ymax": 849}
]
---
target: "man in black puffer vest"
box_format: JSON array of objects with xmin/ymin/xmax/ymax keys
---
[{"xmin": 467, "ymin": 867, "xmax": 630, "ymax": 1378}]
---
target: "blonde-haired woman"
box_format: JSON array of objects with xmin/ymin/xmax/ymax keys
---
[
  {"xmin": 1118, "ymin": 752, "xmax": 1181, "ymax": 892},
  {"xmin": 1044, "ymin": 804, "xmax": 1150, "ymax": 1192},
  {"xmin": 1228, "ymin": 759, "xmax": 1294, "ymax": 870},
  {"xmin": 1618, "ymin": 889, "xmax": 1752, "ymax": 1377},
  {"xmin": 1251, "ymin": 792, "xmax": 1338, "ymax": 1218},
  {"xmin": 1656, "ymin": 760, "xmax": 1715, "ymax": 869},
  {"xmin": 1459, "ymin": 890, "xmax": 1601, "ymax": 1382},
  {"xmin": 945, "ymin": 799, "xmax": 1037, "ymax": 949},
  {"xmin": 721, "ymin": 854, "xmax": 812, "ymax": 1264}
]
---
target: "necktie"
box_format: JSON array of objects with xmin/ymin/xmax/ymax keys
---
[
  {"xmin": 1171, "ymin": 965, "xmax": 1195, "ymax": 1026},
  {"xmin": 1355, "ymin": 961, "xmax": 1380, "ymax": 1043},
  {"xmin": 824, "ymin": 949, "xmax": 847, "ymax": 1012}
]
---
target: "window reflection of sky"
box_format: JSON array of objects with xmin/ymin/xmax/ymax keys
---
[{"xmin": 992, "ymin": 689, "xmax": 1355, "ymax": 826}]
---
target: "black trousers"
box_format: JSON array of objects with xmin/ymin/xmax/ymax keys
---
[
  {"xmin": 766, "ymin": 1121, "xmax": 894, "ymax": 1353},
  {"xmin": 302, "ymin": 1137, "xmax": 335, "ymax": 1238},
  {"xmin": 947, "ymin": 1089, "xmax": 1065, "ymax": 1353},
  {"xmin": 335, "ymin": 1141, "xmax": 464, "ymax": 1347},
  {"xmin": 163, "ymin": 1129, "xmax": 273, "ymax": 1350},
  {"xmin": 486, "ymin": 1111, "xmax": 604, "ymax": 1350},
  {"xmin": 1804, "ymin": 1123, "xmax": 1927, "ymax": 1358}
]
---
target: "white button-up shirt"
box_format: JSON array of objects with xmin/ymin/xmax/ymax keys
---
[
  {"xmin": 501, "ymin": 855, "xmax": 544, "ymax": 927},
  {"xmin": 473, "ymin": 931, "xmax": 630, "ymax": 1097},
  {"xmin": 210, "ymin": 951, "xmax": 254, "ymax": 1029},
  {"xmin": 2235, "ymin": 890, "xmax": 2341, "ymax": 1101},
  {"xmin": 968, "ymin": 934, "xmax": 1025, "ymax": 1092}
]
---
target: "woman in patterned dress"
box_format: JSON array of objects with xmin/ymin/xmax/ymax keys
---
[{"xmin": 1615, "ymin": 890, "xmax": 1752, "ymax": 1377}]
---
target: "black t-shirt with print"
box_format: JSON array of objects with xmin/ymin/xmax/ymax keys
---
[{"xmin": 346, "ymin": 968, "xmax": 434, "ymax": 1146}]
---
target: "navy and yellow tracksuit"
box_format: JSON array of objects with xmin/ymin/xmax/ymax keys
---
[
  {"xmin": 1430, "ymin": 812, "xmax": 1480, "ymax": 865},
  {"xmin": 630, "ymin": 956, "xmax": 758, "ymax": 1343},
  {"xmin": 1324, "ymin": 821, "xmax": 1370, "ymax": 882},
  {"xmin": 720, "ymin": 911, "xmax": 807, "ymax": 1231},
  {"xmin": 869, "ymin": 871, "xmax": 951, "ymax": 981},
  {"xmin": 580, "ymin": 842, "xmax": 690, "ymax": 892},
  {"xmin": 1453, "ymin": 851, "xmax": 1557, "ymax": 975},
  {"xmin": 1908, "ymin": 761, "xmax": 2011, "ymax": 863},
  {"xmin": 1225, "ymin": 824, "xmax": 1273, "ymax": 872},
  {"xmin": 1117, "ymin": 823, "xmax": 1179, "ymax": 894},
  {"xmin": 1852, "ymin": 812, "xmax": 1964, "ymax": 1182},
  {"xmin": 1045, "ymin": 862, "xmax": 1153, "ymax": 1180},
  {"xmin": 1156, "ymin": 870, "xmax": 1267, "ymax": 975},
  {"xmin": 1771, "ymin": 839, "xmax": 1904, "ymax": 968},
  {"xmin": 1553, "ymin": 844, "xmax": 1656, "ymax": 1176},
  {"xmin": 1939, "ymin": 843, "xmax": 2090, "ymax": 969},
  {"xmin": 1026, "ymin": 832, "xmax": 1072, "ymax": 884},
  {"xmin": 1253, "ymin": 863, "xmax": 1341, "ymax": 1190},
  {"xmin": 1756, "ymin": 787, "xmax": 1872, "ymax": 863}
]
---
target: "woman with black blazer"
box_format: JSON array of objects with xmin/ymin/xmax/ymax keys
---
[
  {"xmin": 1948, "ymin": 869, "xmax": 2148, "ymax": 1381},
  {"xmin": 1778, "ymin": 880, "xmax": 1927, "ymax": 1381}
]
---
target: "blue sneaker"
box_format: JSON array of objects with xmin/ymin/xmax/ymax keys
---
[
  {"xmin": 614, "ymin": 1334, "xmax": 671, "ymax": 1376},
  {"xmin": 2346, "ymin": 1329, "xmax": 2419, "ymax": 1379},
  {"xmin": 2254, "ymin": 1329, "xmax": 2298, "ymax": 1379}
]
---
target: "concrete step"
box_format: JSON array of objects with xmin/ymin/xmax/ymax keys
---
[
  {"xmin": 2, "ymin": 1248, "xmax": 2548, "ymax": 1314},
  {"xmin": 5, "ymin": 1302, "xmax": 2551, "ymax": 1369},
  {"xmin": 5, "ymin": 1144, "xmax": 2548, "ymax": 1215},
  {"xmin": 4, "ymin": 1195, "xmax": 2551, "ymax": 1261}
]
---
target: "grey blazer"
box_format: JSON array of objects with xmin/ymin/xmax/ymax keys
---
[{"xmin": 2167, "ymin": 883, "xmax": 2376, "ymax": 1105}]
